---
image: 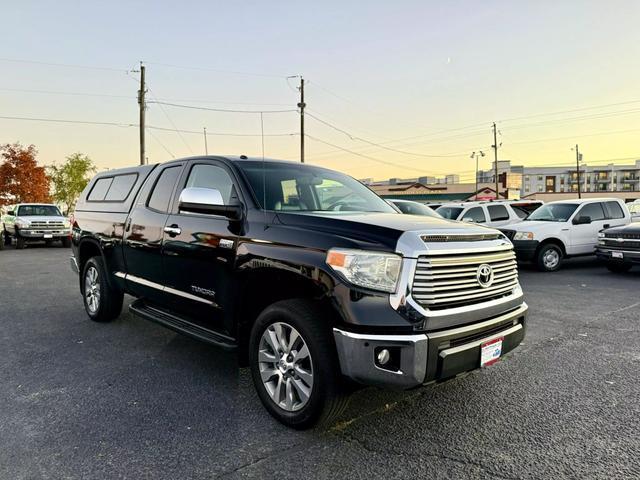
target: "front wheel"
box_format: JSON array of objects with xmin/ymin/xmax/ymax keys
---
[
  {"xmin": 81, "ymin": 256, "xmax": 124, "ymax": 322},
  {"xmin": 536, "ymin": 244, "xmax": 563, "ymax": 272},
  {"xmin": 249, "ymin": 299, "xmax": 348, "ymax": 429},
  {"xmin": 606, "ymin": 261, "xmax": 632, "ymax": 273},
  {"xmin": 61, "ymin": 237, "xmax": 71, "ymax": 248},
  {"xmin": 15, "ymin": 237, "xmax": 26, "ymax": 249}
]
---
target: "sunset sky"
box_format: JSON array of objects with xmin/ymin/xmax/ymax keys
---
[{"xmin": 2, "ymin": 1, "xmax": 639, "ymax": 182}]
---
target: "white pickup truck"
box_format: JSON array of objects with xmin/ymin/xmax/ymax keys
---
[
  {"xmin": 436, "ymin": 201, "xmax": 543, "ymax": 228},
  {"xmin": 500, "ymin": 198, "xmax": 631, "ymax": 271},
  {"xmin": 1, "ymin": 203, "xmax": 71, "ymax": 249}
]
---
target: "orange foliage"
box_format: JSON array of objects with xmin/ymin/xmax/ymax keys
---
[{"xmin": 0, "ymin": 143, "xmax": 51, "ymax": 206}]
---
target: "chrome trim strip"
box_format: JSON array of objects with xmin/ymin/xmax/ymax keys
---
[
  {"xmin": 428, "ymin": 303, "xmax": 528, "ymax": 339},
  {"xmin": 332, "ymin": 328, "xmax": 427, "ymax": 343},
  {"xmin": 119, "ymin": 272, "xmax": 216, "ymax": 306},
  {"xmin": 69, "ymin": 256, "xmax": 79, "ymax": 274},
  {"xmin": 597, "ymin": 248, "xmax": 640, "ymax": 254},
  {"xmin": 440, "ymin": 324, "xmax": 523, "ymax": 355}
]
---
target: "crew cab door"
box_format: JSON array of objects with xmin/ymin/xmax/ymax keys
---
[
  {"xmin": 122, "ymin": 162, "xmax": 185, "ymax": 302},
  {"xmin": 570, "ymin": 202, "xmax": 607, "ymax": 254},
  {"xmin": 161, "ymin": 160, "xmax": 242, "ymax": 330},
  {"xmin": 486, "ymin": 204, "xmax": 512, "ymax": 227}
]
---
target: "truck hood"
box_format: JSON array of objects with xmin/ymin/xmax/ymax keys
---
[
  {"xmin": 18, "ymin": 215, "xmax": 66, "ymax": 223},
  {"xmin": 507, "ymin": 220, "xmax": 565, "ymax": 231},
  {"xmin": 275, "ymin": 211, "xmax": 500, "ymax": 250}
]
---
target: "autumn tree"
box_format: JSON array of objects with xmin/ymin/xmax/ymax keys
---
[
  {"xmin": 0, "ymin": 143, "xmax": 51, "ymax": 206},
  {"xmin": 48, "ymin": 153, "xmax": 96, "ymax": 214}
]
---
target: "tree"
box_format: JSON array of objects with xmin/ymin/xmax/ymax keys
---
[
  {"xmin": 0, "ymin": 143, "xmax": 51, "ymax": 206},
  {"xmin": 48, "ymin": 153, "xmax": 96, "ymax": 214}
]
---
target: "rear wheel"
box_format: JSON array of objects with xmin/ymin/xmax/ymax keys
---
[
  {"xmin": 249, "ymin": 299, "xmax": 348, "ymax": 429},
  {"xmin": 606, "ymin": 261, "xmax": 632, "ymax": 273},
  {"xmin": 536, "ymin": 243, "xmax": 563, "ymax": 272},
  {"xmin": 81, "ymin": 256, "xmax": 124, "ymax": 322}
]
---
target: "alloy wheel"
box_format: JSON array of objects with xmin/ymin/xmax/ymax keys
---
[
  {"xmin": 84, "ymin": 266, "xmax": 101, "ymax": 314},
  {"xmin": 258, "ymin": 322, "xmax": 314, "ymax": 412}
]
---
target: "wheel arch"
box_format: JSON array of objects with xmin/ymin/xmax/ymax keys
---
[{"xmin": 536, "ymin": 237, "xmax": 567, "ymax": 257}]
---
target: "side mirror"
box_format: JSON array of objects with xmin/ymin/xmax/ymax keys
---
[
  {"xmin": 573, "ymin": 215, "xmax": 592, "ymax": 225},
  {"xmin": 7, "ymin": 210, "xmax": 14, "ymax": 216},
  {"xmin": 462, "ymin": 217, "xmax": 475, "ymax": 223},
  {"xmin": 178, "ymin": 187, "xmax": 243, "ymax": 221}
]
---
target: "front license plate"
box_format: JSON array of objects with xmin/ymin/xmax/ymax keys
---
[
  {"xmin": 480, "ymin": 337, "xmax": 503, "ymax": 367},
  {"xmin": 612, "ymin": 251, "xmax": 623, "ymax": 259},
  {"xmin": 43, "ymin": 234, "xmax": 53, "ymax": 239}
]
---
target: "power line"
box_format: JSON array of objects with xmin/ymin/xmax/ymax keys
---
[
  {"xmin": 499, "ymin": 99, "xmax": 640, "ymax": 123},
  {"xmin": 146, "ymin": 88, "xmax": 193, "ymax": 155},
  {"xmin": 305, "ymin": 111, "xmax": 476, "ymax": 158},
  {"xmin": 147, "ymin": 100, "xmax": 297, "ymax": 114},
  {"xmin": 142, "ymin": 60, "xmax": 291, "ymax": 79},
  {"xmin": 147, "ymin": 129, "xmax": 176, "ymax": 159},
  {"xmin": 0, "ymin": 57, "xmax": 127, "ymax": 72},
  {"xmin": 0, "ymin": 114, "xmax": 296, "ymax": 137},
  {"xmin": 0, "ymin": 87, "xmax": 133, "ymax": 99},
  {"xmin": 304, "ymin": 134, "xmax": 438, "ymax": 174}
]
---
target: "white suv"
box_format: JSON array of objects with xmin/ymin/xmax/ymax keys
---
[
  {"xmin": 500, "ymin": 198, "xmax": 631, "ymax": 271},
  {"xmin": 436, "ymin": 201, "xmax": 543, "ymax": 228}
]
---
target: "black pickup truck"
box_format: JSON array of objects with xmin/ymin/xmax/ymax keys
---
[{"xmin": 70, "ymin": 155, "xmax": 527, "ymax": 428}]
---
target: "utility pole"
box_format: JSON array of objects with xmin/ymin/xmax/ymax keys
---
[
  {"xmin": 298, "ymin": 77, "xmax": 305, "ymax": 163},
  {"xmin": 575, "ymin": 144, "xmax": 582, "ymax": 199},
  {"xmin": 471, "ymin": 151, "xmax": 485, "ymax": 200},
  {"xmin": 203, "ymin": 127, "xmax": 208, "ymax": 155},
  {"xmin": 137, "ymin": 62, "xmax": 146, "ymax": 165},
  {"xmin": 492, "ymin": 122, "xmax": 499, "ymax": 199}
]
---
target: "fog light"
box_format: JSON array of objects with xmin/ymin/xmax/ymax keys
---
[{"xmin": 377, "ymin": 349, "xmax": 391, "ymax": 365}]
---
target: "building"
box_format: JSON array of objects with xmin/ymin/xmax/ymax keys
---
[
  {"xmin": 368, "ymin": 182, "xmax": 507, "ymax": 203},
  {"xmin": 477, "ymin": 160, "xmax": 640, "ymax": 198},
  {"xmin": 361, "ymin": 173, "xmax": 460, "ymax": 186}
]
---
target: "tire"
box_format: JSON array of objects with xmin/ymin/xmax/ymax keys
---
[
  {"xmin": 45, "ymin": 239, "xmax": 53, "ymax": 247},
  {"xmin": 81, "ymin": 256, "xmax": 124, "ymax": 322},
  {"xmin": 3, "ymin": 229, "xmax": 10, "ymax": 246},
  {"xmin": 606, "ymin": 261, "xmax": 632, "ymax": 273},
  {"xmin": 15, "ymin": 237, "xmax": 26, "ymax": 250},
  {"xmin": 61, "ymin": 237, "xmax": 71, "ymax": 248},
  {"xmin": 536, "ymin": 243, "xmax": 563, "ymax": 272},
  {"xmin": 249, "ymin": 299, "xmax": 349, "ymax": 429},
  {"xmin": 0, "ymin": 235, "xmax": 4, "ymax": 250}
]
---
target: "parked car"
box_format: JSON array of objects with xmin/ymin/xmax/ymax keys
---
[
  {"xmin": 386, "ymin": 199, "xmax": 442, "ymax": 218},
  {"xmin": 596, "ymin": 223, "xmax": 640, "ymax": 272},
  {"xmin": 627, "ymin": 200, "xmax": 640, "ymax": 222},
  {"xmin": 2, "ymin": 203, "xmax": 71, "ymax": 249},
  {"xmin": 500, "ymin": 198, "xmax": 631, "ymax": 271},
  {"xmin": 70, "ymin": 156, "xmax": 527, "ymax": 429},
  {"xmin": 436, "ymin": 200, "xmax": 543, "ymax": 227}
]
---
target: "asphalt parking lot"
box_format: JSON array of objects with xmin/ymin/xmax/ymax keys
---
[{"xmin": 1, "ymin": 246, "xmax": 639, "ymax": 479}]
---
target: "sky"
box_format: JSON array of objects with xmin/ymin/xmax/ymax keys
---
[{"xmin": 1, "ymin": 1, "xmax": 640, "ymax": 182}]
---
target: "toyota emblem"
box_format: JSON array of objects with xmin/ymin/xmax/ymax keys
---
[{"xmin": 476, "ymin": 264, "xmax": 494, "ymax": 288}]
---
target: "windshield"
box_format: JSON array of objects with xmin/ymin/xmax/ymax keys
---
[
  {"xmin": 393, "ymin": 201, "xmax": 442, "ymax": 217},
  {"xmin": 629, "ymin": 203, "xmax": 640, "ymax": 214},
  {"xmin": 526, "ymin": 203, "xmax": 578, "ymax": 222},
  {"xmin": 238, "ymin": 161, "xmax": 396, "ymax": 213},
  {"xmin": 17, "ymin": 205, "xmax": 62, "ymax": 217},
  {"xmin": 436, "ymin": 206, "xmax": 464, "ymax": 219}
]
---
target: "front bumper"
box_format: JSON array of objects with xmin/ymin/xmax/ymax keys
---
[
  {"xmin": 596, "ymin": 247, "xmax": 640, "ymax": 263},
  {"xmin": 511, "ymin": 240, "xmax": 539, "ymax": 261},
  {"xmin": 17, "ymin": 229, "xmax": 69, "ymax": 239},
  {"xmin": 333, "ymin": 303, "xmax": 527, "ymax": 389}
]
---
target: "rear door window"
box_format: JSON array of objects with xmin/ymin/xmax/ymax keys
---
[
  {"xmin": 462, "ymin": 207, "xmax": 486, "ymax": 223},
  {"xmin": 487, "ymin": 204, "xmax": 510, "ymax": 221},
  {"xmin": 576, "ymin": 202, "xmax": 605, "ymax": 221},
  {"xmin": 148, "ymin": 166, "xmax": 182, "ymax": 213},
  {"xmin": 603, "ymin": 201, "xmax": 625, "ymax": 219}
]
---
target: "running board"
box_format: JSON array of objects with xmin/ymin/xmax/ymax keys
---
[{"xmin": 129, "ymin": 299, "xmax": 237, "ymax": 351}]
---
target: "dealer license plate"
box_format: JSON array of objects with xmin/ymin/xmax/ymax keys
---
[
  {"xmin": 612, "ymin": 251, "xmax": 623, "ymax": 259},
  {"xmin": 480, "ymin": 337, "xmax": 503, "ymax": 367},
  {"xmin": 43, "ymin": 234, "xmax": 53, "ymax": 239}
]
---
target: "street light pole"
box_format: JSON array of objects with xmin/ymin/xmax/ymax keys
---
[{"xmin": 471, "ymin": 151, "xmax": 485, "ymax": 200}]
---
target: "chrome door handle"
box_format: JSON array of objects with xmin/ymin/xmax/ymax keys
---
[{"xmin": 164, "ymin": 225, "xmax": 181, "ymax": 236}]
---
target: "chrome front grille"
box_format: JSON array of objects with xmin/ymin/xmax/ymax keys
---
[
  {"xmin": 412, "ymin": 248, "xmax": 519, "ymax": 310},
  {"xmin": 420, "ymin": 233, "xmax": 504, "ymax": 243},
  {"xmin": 29, "ymin": 221, "xmax": 65, "ymax": 230}
]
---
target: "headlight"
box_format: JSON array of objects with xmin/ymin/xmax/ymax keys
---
[
  {"xmin": 513, "ymin": 231, "xmax": 534, "ymax": 241},
  {"xmin": 598, "ymin": 232, "xmax": 605, "ymax": 238},
  {"xmin": 63, "ymin": 219, "xmax": 71, "ymax": 228},
  {"xmin": 15, "ymin": 217, "xmax": 30, "ymax": 228},
  {"xmin": 326, "ymin": 248, "xmax": 402, "ymax": 293}
]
